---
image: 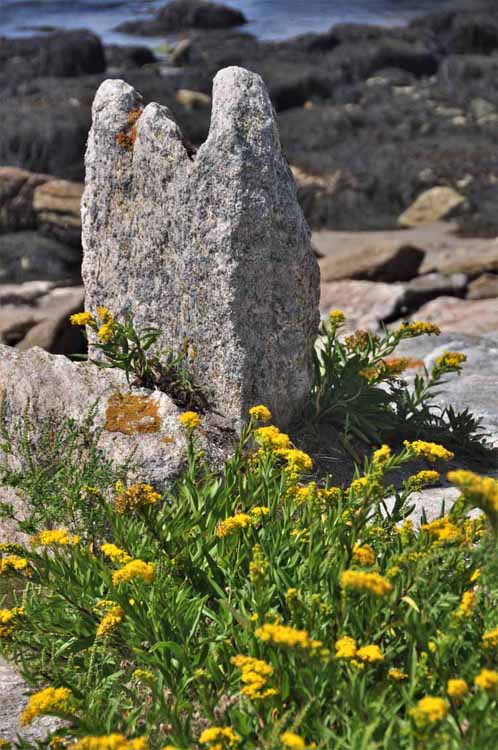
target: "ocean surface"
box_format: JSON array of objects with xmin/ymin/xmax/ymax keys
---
[{"xmin": 0, "ymin": 0, "xmax": 448, "ymax": 45}]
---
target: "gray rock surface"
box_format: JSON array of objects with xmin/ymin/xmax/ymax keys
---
[
  {"xmin": 396, "ymin": 332, "xmax": 498, "ymax": 445},
  {"xmin": 0, "ymin": 345, "xmax": 234, "ymax": 488},
  {"xmin": 82, "ymin": 69, "xmax": 319, "ymax": 428},
  {"xmin": 0, "ymin": 232, "xmax": 80, "ymax": 284}
]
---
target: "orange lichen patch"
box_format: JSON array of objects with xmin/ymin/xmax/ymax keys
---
[
  {"xmin": 383, "ymin": 357, "xmax": 424, "ymax": 370},
  {"xmin": 116, "ymin": 108, "xmax": 143, "ymax": 151},
  {"xmin": 161, "ymin": 435, "xmax": 176, "ymax": 445},
  {"xmin": 105, "ymin": 392, "xmax": 160, "ymax": 435}
]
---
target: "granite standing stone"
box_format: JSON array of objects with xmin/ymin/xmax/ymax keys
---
[{"xmin": 82, "ymin": 67, "xmax": 320, "ymax": 427}]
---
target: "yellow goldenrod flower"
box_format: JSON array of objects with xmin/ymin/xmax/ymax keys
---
[
  {"xmin": 356, "ymin": 644, "xmax": 384, "ymax": 663},
  {"xmin": 248, "ymin": 405, "xmax": 272, "ymax": 422},
  {"xmin": 447, "ymin": 470, "xmax": 498, "ymax": 522},
  {"xmin": 482, "ymin": 627, "xmax": 498, "ymax": 649},
  {"xmin": 97, "ymin": 321, "xmax": 116, "ymax": 343},
  {"xmin": 31, "ymin": 529, "xmax": 80, "ymax": 546},
  {"xmin": 436, "ymin": 351, "xmax": 466, "ymax": 371},
  {"xmin": 280, "ymin": 732, "xmax": 305, "ymax": 750},
  {"xmin": 96, "ymin": 306, "xmax": 114, "ymax": 323},
  {"xmin": 409, "ymin": 696, "xmax": 448, "ymax": 726},
  {"xmin": 70, "ymin": 312, "xmax": 96, "ymax": 327},
  {"xmin": 101, "ymin": 543, "xmax": 133, "ymax": 565},
  {"xmin": 179, "ymin": 411, "xmax": 201, "ymax": 430},
  {"xmin": 349, "ymin": 477, "xmax": 368, "ymax": 493},
  {"xmin": 70, "ymin": 735, "xmax": 147, "ymax": 750},
  {"xmin": 447, "ymin": 678, "xmax": 468, "ymax": 700},
  {"xmin": 388, "ymin": 667, "xmax": 408, "ymax": 681},
  {"xmin": 216, "ymin": 513, "xmax": 251, "ymax": 538},
  {"xmin": 455, "ymin": 590, "xmax": 476, "ymax": 619},
  {"xmin": 0, "ymin": 607, "xmax": 25, "ymax": 638},
  {"xmin": 254, "ymin": 425, "xmax": 292, "ymax": 451},
  {"xmin": 471, "ymin": 569, "xmax": 481, "ymax": 582},
  {"xmin": 421, "ymin": 516, "xmax": 462, "ymax": 544},
  {"xmin": 372, "ymin": 444, "xmax": 392, "ymax": 466},
  {"xmin": 0, "ymin": 741, "xmax": 11, "ymax": 749},
  {"xmin": 407, "ymin": 470, "xmax": 440, "ymax": 490},
  {"xmin": 340, "ymin": 569, "xmax": 393, "ymax": 597},
  {"xmin": 0, "ymin": 554, "xmax": 32, "ymax": 577},
  {"xmin": 231, "ymin": 655, "xmax": 278, "ymax": 700},
  {"xmin": 328, "ymin": 309, "xmax": 345, "ymax": 325},
  {"xmin": 275, "ymin": 448, "xmax": 313, "ymax": 476},
  {"xmin": 199, "ymin": 726, "xmax": 240, "ymax": 748},
  {"xmin": 112, "ymin": 559, "xmax": 154, "ymax": 585},
  {"xmin": 352, "ymin": 544, "xmax": 375, "ymax": 567},
  {"xmin": 248, "ymin": 506, "xmax": 270, "ymax": 521},
  {"xmin": 404, "ymin": 440, "xmax": 454, "ymax": 462},
  {"xmin": 114, "ymin": 483, "xmax": 161, "ymax": 514},
  {"xmin": 399, "ymin": 321, "xmax": 441, "ymax": 337},
  {"xmin": 249, "ymin": 544, "xmax": 268, "ymax": 586},
  {"xmin": 475, "ymin": 668, "xmax": 498, "ymax": 691},
  {"xmin": 21, "ymin": 686, "xmax": 74, "ymax": 726},
  {"xmin": 96, "ymin": 605, "xmax": 124, "ymax": 638},
  {"xmin": 382, "ymin": 357, "xmax": 409, "ymax": 376},
  {"xmin": 255, "ymin": 622, "xmax": 311, "ymax": 649},
  {"xmin": 335, "ymin": 636, "xmax": 357, "ymax": 659}
]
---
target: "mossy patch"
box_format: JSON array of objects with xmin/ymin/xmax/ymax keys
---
[{"xmin": 105, "ymin": 392, "xmax": 160, "ymax": 435}]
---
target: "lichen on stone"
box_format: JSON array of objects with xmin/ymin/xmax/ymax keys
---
[{"xmin": 105, "ymin": 392, "xmax": 160, "ymax": 435}]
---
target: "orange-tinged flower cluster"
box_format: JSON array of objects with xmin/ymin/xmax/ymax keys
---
[
  {"xmin": 352, "ymin": 544, "xmax": 376, "ymax": 567},
  {"xmin": 115, "ymin": 482, "xmax": 161, "ymax": 514}
]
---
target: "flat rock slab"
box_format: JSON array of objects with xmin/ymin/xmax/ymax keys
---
[
  {"xmin": 320, "ymin": 279, "xmax": 405, "ymax": 330},
  {"xmin": 411, "ymin": 296, "xmax": 498, "ymax": 336},
  {"xmin": 398, "ymin": 186, "xmax": 465, "ymax": 228},
  {"xmin": 0, "ymin": 656, "xmax": 60, "ymax": 742},
  {"xmin": 0, "ymin": 345, "xmax": 234, "ymax": 488}
]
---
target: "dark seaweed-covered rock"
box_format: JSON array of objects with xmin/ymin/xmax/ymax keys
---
[
  {"xmin": 116, "ymin": 0, "xmax": 246, "ymax": 36},
  {"xmin": 0, "ymin": 30, "xmax": 106, "ymax": 78}
]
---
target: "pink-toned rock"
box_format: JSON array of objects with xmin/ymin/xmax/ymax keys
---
[
  {"xmin": 320, "ymin": 280, "xmax": 405, "ymax": 331},
  {"xmin": 467, "ymin": 274, "xmax": 498, "ymax": 300},
  {"xmin": 411, "ymin": 297, "xmax": 498, "ymax": 335}
]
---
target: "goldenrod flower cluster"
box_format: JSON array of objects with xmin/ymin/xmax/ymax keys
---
[
  {"xmin": 335, "ymin": 636, "xmax": 358, "ymax": 659},
  {"xmin": 409, "ymin": 696, "xmax": 448, "ymax": 725},
  {"xmin": 399, "ymin": 321, "xmax": 441, "ymax": 337},
  {"xmin": 421, "ymin": 516, "xmax": 462, "ymax": 544},
  {"xmin": 447, "ymin": 678, "xmax": 468, "ymax": 700},
  {"xmin": 474, "ymin": 668, "xmax": 498, "ymax": 691},
  {"xmin": 231, "ymin": 654, "xmax": 278, "ymax": 700},
  {"xmin": 404, "ymin": 440, "xmax": 454, "ymax": 462},
  {"xmin": 407, "ymin": 470, "xmax": 440, "ymax": 490},
  {"xmin": 70, "ymin": 735, "xmax": 147, "ymax": 750},
  {"xmin": 388, "ymin": 668, "xmax": 408, "ymax": 681},
  {"xmin": 96, "ymin": 306, "xmax": 117, "ymax": 343},
  {"xmin": 280, "ymin": 732, "xmax": 316, "ymax": 750},
  {"xmin": 436, "ymin": 351, "xmax": 467, "ymax": 371},
  {"xmin": 482, "ymin": 627, "xmax": 498, "ymax": 649},
  {"xmin": 254, "ymin": 425, "xmax": 292, "ymax": 451},
  {"xmin": 372, "ymin": 444, "xmax": 392, "ymax": 466},
  {"xmin": 216, "ymin": 513, "xmax": 251, "ymax": 538},
  {"xmin": 255, "ymin": 622, "xmax": 313, "ymax": 650},
  {"xmin": 101, "ymin": 543, "xmax": 133, "ymax": 565},
  {"xmin": 454, "ymin": 590, "xmax": 476, "ymax": 619},
  {"xmin": 352, "ymin": 544, "xmax": 376, "ymax": 567},
  {"xmin": 70, "ymin": 312, "xmax": 96, "ymax": 327},
  {"xmin": 0, "ymin": 554, "xmax": 31, "ymax": 577},
  {"xmin": 179, "ymin": 411, "xmax": 201, "ymax": 430},
  {"xmin": 96, "ymin": 605, "xmax": 124, "ymax": 638},
  {"xmin": 340, "ymin": 570, "xmax": 393, "ymax": 597},
  {"xmin": 447, "ymin": 470, "xmax": 498, "ymax": 522},
  {"xmin": 112, "ymin": 559, "xmax": 155, "ymax": 585},
  {"xmin": 328, "ymin": 309, "xmax": 346, "ymax": 326},
  {"xmin": 0, "ymin": 606, "xmax": 24, "ymax": 638},
  {"xmin": 21, "ymin": 686, "xmax": 74, "ymax": 726},
  {"xmin": 115, "ymin": 483, "xmax": 161, "ymax": 514},
  {"xmin": 133, "ymin": 669, "xmax": 155, "ymax": 683},
  {"xmin": 356, "ymin": 644, "xmax": 384, "ymax": 663},
  {"xmin": 248, "ymin": 404, "xmax": 272, "ymax": 422},
  {"xmin": 31, "ymin": 529, "xmax": 80, "ymax": 546},
  {"xmin": 199, "ymin": 726, "xmax": 240, "ymax": 749}
]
